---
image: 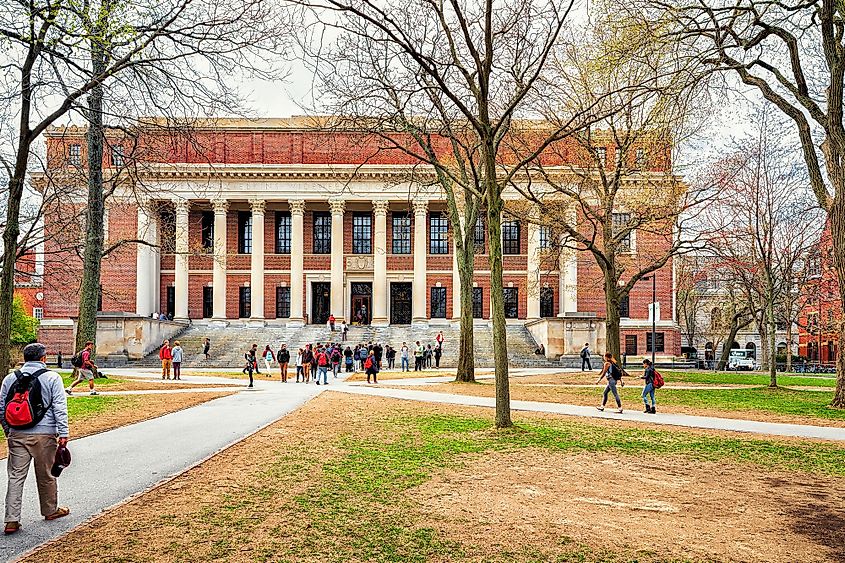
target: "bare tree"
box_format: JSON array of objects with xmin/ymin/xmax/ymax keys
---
[
  {"xmin": 675, "ymin": 255, "xmax": 706, "ymax": 355},
  {"xmin": 293, "ymin": 0, "xmax": 579, "ymax": 427},
  {"xmin": 634, "ymin": 0, "xmax": 845, "ymax": 405}
]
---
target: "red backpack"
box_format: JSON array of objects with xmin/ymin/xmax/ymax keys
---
[
  {"xmin": 653, "ymin": 369, "xmax": 665, "ymax": 389},
  {"xmin": 4, "ymin": 369, "xmax": 51, "ymax": 430},
  {"xmin": 364, "ymin": 357, "xmax": 373, "ymax": 370},
  {"xmin": 317, "ymin": 352, "xmax": 328, "ymax": 367}
]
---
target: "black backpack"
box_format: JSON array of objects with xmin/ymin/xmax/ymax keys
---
[
  {"xmin": 70, "ymin": 352, "xmax": 84, "ymax": 368},
  {"xmin": 610, "ymin": 363, "xmax": 623, "ymax": 381},
  {"xmin": 4, "ymin": 369, "xmax": 51, "ymax": 430}
]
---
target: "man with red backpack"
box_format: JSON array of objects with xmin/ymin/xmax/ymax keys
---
[
  {"xmin": 1, "ymin": 342, "xmax": 71, "ymax": 535},
  {"xmin": 315, "ymin": 347, "xmax": 330, "ymax": 385},
  {"xmin": 641, "ymin": 359, "xmax": 662, "ymax": 414}
]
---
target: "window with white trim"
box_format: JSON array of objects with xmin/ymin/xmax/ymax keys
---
[
  {"xmin": 33, "ymin": 307, "xmax": 43, "ymax": 320},
  {"xmin": 612, "ymin": 212, "xmax": 633, "ymax": 252}
]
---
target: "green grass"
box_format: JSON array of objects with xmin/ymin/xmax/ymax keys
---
[
  {"xmin": 60, "ymin": 374, "xmax": 122, "ymax": 387},
  {"xmin": 172, "ymin": 411, "xmax": 844, "ymax": 562},
  {"xmin": 662, "ymin": 370, "xmax": 836, "ymax": 388}
]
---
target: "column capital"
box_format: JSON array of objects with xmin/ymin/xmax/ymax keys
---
[
  {"xmin": 249, "ymin": 199, "xmax": 266, "ymax": 214},
  {"xmin": 328, "ymin": 198, "xmax": 346, "ymax": 215},
  {"xmin": 412, "ymin": 198, "xmax": 428, "ymax": 215},
  {"xmin": 174, "ymin": 199, "xmax": 190, "ymax": 216},
  {"xmin": 289, "ymin": 199, "xmax": 306, "ymax": 216},
  {"xmin": 211, "ymin": 198, "xmax": 229, "ymax": 214},
  {"xmin": 372, "ymin": 199, "xmax": 389, "ymax": 216}
]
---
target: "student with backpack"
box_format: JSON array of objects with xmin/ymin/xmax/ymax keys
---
[
  {"xmin": 364, "ymin": 350, "xmax": 379, "ymax": 384},
  {"xmin": 344, "ymin": 346, "xmax": 354, "ymax": 372},
  {"xmin": 580, "ymin": 343, "xmax": 592, "ymax": 371},
  {"xmin": 1, "ymin": 342, "xmax": 71, "ymax": 535},
  {"xmin": 171, "ymin": 341, "xmax": 183, "ymax": 380},
  {"xmin": 65, "ymin": 341, "xmax": 99, "ymax": 396},
  {"xmin": 641, "ymin": 359, "xmax": 663, "ymax": 414},
  {"xmin": 596, "ymin": 352, "xmax": 624, "ymax": 413},
  {"xmin": 262, "ymin": 345, "xmax": 274, "ymax": 376},
  {"xmin": 315, "ymin": 347, "xmax": 330, "ymax": 385},
  {"xmin": 277, "ymin": 344, "xmax": 290, "ymax": 383},
  {"xmin": 242, "ymin": 347, "xmax": 256, "ymax": 388},
  {"xmin": 331, "ymin": 346, "xmax": 342, "ymax": 378}
]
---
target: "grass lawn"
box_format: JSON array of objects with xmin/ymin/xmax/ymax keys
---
[
  {"xmin": 24, "ymin": 393, "xmax": 845, "ymax": 563},
  {"xmin": 660, "ymin": 370, "xmax": 837, "ymax": 388},
  {"xmin": 0, "ymin": 391, "xmax": 233, "ymax": 458}
]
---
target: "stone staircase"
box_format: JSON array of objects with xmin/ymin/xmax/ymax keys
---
[{"xmin": 132, "ymin": 322, "xmax": 565, "ymax": 369}]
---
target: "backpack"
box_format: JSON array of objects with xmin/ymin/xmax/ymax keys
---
[
  {"xmin": 610, "ymin": 363, "xmax": 623, "ymax": 381},
  {"xmin": 653, "ymin": 369, "xmax": 665, "ymax": 389},
  {"xmin": 317, "ymin": 352, "xmax": 328, "ymax": 367},
  {"xmin": 580, "ymin": 348, "xmax": 588, "ymax": 359},
  {"xmin": 332, "ymin": 350, "xmax": 341, "ymax": 363},
  {"xmin": 70, "ymin": 352, "xmax": 84, "ymax": 368},
  {"xmin": 364, "ymin": 357, "xmax": 373, "ymax": 370},
  {"xmin": 4, "ymin": 369, "xmax": 51, "ymax": 430}
]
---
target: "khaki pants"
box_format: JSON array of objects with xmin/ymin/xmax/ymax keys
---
[
  {"xmin": 161, "ymin": 359, "xmax": 172, "ymax": 379},
  {"xmin": 5, "ymin": 433, "xmax": 58, "ymax": 522}
]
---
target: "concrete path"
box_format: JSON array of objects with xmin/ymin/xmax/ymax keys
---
[
  {"xmin": 0, "ymin": 379, "xmax": 326, "ymax": 562},
  {"xmin": 333, "ymin": 385, "xmax": 845, "ymax": 442}
]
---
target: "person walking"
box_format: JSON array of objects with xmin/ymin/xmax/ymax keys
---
[
  {"xmin": 436, "ymin": 331, "xmax": 444, "ymax": 349},
  {"xmin": 277, "ymin": 344, "xmax": 290, "ymax": 383},
  {"xmin": 596, "ymin": 353, "xmax": 624, "ymax": 413},
  {"xmin": 315, "ymin": 347, "xmax": 330, "ymax": 385},
  {"xmin": 295, "ymin": 349, "xmax": 304, "ymax": 383},
  {"xmin": 344, "ymin": 346, "xmax": 354, "ymax": 372},
  {"xmin": 202, "ymin": 337, "xmax": 210, "ymax": 360},
  {"xmin": 65, "ymin": 341, "xmax": 99, "ymax": 396},
  {"xmin": 328, "ymin": 314, "xmax": 336, "ymax": 332},
  {"xmin": 414, "ymin": 341, "xmax": 424, "ymax": 371},
  {"xmin": 171, "ymin": 341, "xmax": 183, "ymax": 380},
  {"xmin": 400, "ymin": 342, "xmax": 410, "ymax": 372},
  {"xmin": 250, "ymin": 344, "xmax": 261, "ymax": 374},
  {"xmin": 2, "ymin": 342, "xmax": 71, "ymax": 535},
  {"xmin": 641, "ymin": 359, "xmax": 657, "ymax": 414},
  {"xmin": 302, "ymin": 345, "xmax": 313, "ymax": 383},
  {"xmin": 331, "ymin": 345, "xmax": 342, "ymax": 378},
  {"xmin": 434, "ymin": 345, "xmax": 442, "ymax": 369},
  {"xmin": 364, "ymin": 350, "xmax": 379, "ymax": 384},
  {"xmin": 262, "ymin": 345, "xmax": 274, "ymax": 376},
  {"xmin": 341, "ymin": 322, "xmax": 349, "ymax": 341},
  {"xmin": 580, "ymin": 343, "xmax": 592, "ymax": 371},
  {"xmin": 243, "ymin": 347, "xmax": 256, "ymax": 388},
  {"xmin": 159, "ymin": 339, "xmax": 173, "ymax": 380}
]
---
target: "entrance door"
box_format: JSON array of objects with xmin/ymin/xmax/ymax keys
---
[
  {"xmin": 350, "ymin": 282, "xmax": 372, "ymax": 325},
  {"xmin": 390, "ymin": 282, "xmax": 412, "ymax": 324},
  {"xmin": 166, "ymin": 286, "xmax": 175, "ymax": 318},
  {"xmin": 311, "ymin": 282, "xmax": 331, "ymax": 324},
  {"xmin": 202, "ymin": 286, "xmax": 214, "ymax": 318}
]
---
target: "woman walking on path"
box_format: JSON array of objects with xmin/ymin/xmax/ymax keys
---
[
  {"xmin": 277, "ymin": 344, "xmax": 290, "ymax": 382},
  {"xmin": 171, "ymin": 341, "xmax": 183, "ymax": 380},
  {"xmin": 295, "ymin": 348, "xmax": 304, "ymax": 382},
  {"xmin": 159, "ymin": 340, "xmax": 172, "ymax": 380},
  {"xmin": 596, "ymin": 352, "xmax": 624, "ymax": 413},
  {"xmin": 262, "ymin": 345, "xmax": 274, "ymax": 375},
  {"xmin": 641, "ymin": 359, "xmax": 657, "ymax": 414},
  {"xmin": 364, "ymin": 350, "xmax": 379, "ymax": 384},
  {"xmin": 243, "ymin": 348, "xmax": 255, "ymax": 388}
]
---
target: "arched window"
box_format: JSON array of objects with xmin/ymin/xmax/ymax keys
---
[
  {"xmin": 745, "ymin": 342, "xmax": 756, "ymax": 359},
  {"xmin": 730, "ymin": 341, "xmax": 740, "ymax": 350}
]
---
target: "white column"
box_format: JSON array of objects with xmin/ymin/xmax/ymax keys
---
[
  {"xmin": 562, "ymin": 249, "xmax": 578, "ymax": 314},
  {"xmin": 451, "ymin": 204, "xmax": 466, "ymax": 322},
  {"xmin": 527, "ymin": 208, "xmax": 541, "ymax": 319},
  {"xmin": 288, "ymin": 200, "xmax": 306, "ymax": 326},
  {"xmin": 211, "ymin": 198, "xmax": 228, "ymax": 322},
  {"xmin": 412, "ymin": 199, "xmax": 428, "ymax": 324},
  {"xmin": 174, "ymin": 200, "xmax": 190, "ymax": 320},
  {"xmin": 329, "ymin": 198, "xmax": 346, "ymax": 320},
  {"xmin": 249, "ymin": 199, "xmax": 266, "ymax": 322},
  {"xmin": 135, "ymin": 201, "xmax": 155, "ymax": 316},
  {"xmin": 372, "ymin": 200, "xmax": 389, "ymax": 326}
]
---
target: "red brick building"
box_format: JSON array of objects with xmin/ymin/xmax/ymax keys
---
[
  {"xmin": 799, "ymin": 224, "xmax": 841, "ymax": 364},
  {"xmin": 36, "ymin": 119, "xmax": 680, "ymax": 357}
]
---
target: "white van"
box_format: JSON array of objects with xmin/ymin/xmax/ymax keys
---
[{"xmin": 728, "ymin": 349, "xmax": 756, "ymax": 371}]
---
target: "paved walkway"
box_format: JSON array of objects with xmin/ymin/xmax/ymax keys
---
[
  {"xmin": 333, "ymin": 385, "xmax": 845, "ymax": 441},
  {"xmin": 1, "ymin": 379, "xmax": 325, "ymax": 561}
]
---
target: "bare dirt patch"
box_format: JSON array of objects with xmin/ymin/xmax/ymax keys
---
[
  {"xmin": 345, "ymin": 368, "xmax": 454, "ymax": 382},
  {"xmin": 23, "ymin": 393, "xmax": 845, "ymax": 563},
  {"xmin": 0, "ymin": 391, "xmax": 233, "ymax": 459}
]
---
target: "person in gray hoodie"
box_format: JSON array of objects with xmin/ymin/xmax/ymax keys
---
[{"xmin": 0, "ymin": 342, "xmax": 70, "ymax": 534}]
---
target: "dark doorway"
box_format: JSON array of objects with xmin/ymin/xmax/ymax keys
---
[
  {"xmin": 351, "ymin": 282, "xmax": 372, "ymax": 324},
  {"xmin": 540, "ymin": 287, "xmax": 555, "ymax": 318},
  {"xmin": 202, "ymin": 286, "xmax": 213, "ymax": 318},
  {"xmin": 239, "ymin": 287, "xmax": 251, "ymax": 319},
  {"xmin": 311, "ymin": 282, "xmax": 330, "ymax": 324},
  {"xmin": 390, "ymin": 282, "xmax": 412, "ymax": 325},
  {"xmin": 166, "ymin": 286, "xmax": 175, "ymax": 318}
]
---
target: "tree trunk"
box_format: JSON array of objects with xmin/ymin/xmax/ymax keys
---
[
  {"xmin": 75, "ymin": 43, "xmax": 107, "ymax": 355},
  {"xmin": 486, "ymin": 177, "xmax": 511, "ymax": 429},
  {"xmin": 717, "ymin": 320, "xmax": 742, "ymax": 371},
  {"xmin": 829, "ymin": 194, "xmax": 845, "ymax": 407},
  {"xmin": 455, "ymin": 235, "xmax": 476, "ymax": 382},
  {"xmin": 604, "ymin": 278, "xmax": 621, "ymax": 360},
  {"xmin": 767, "ymin": 292, "xmax": 777, "ymax": 387},
  {"xmin": 785, "ymin": 321, "xmax": 793, "ymax": 372}
]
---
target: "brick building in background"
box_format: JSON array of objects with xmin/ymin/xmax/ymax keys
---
[
  {"xmin": 35, "ymin": 118, "xmax": 681, "ymax": 359},
  {"xmin": 799, "ymin": 224, "xmax": 841, "ymax": 364}
]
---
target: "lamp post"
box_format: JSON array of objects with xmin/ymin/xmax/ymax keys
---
[{"xmin": 643, "ymin": 274, "xmax": 657, "ymax": 365}]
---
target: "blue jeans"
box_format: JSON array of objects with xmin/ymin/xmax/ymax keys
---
[
  {"xmin": 401, "ymin": 357, "xmax": 409, "ymax": 371},
  {"xmin": 318, "ymin": 366, "xmax": 328, "ymax": 384},
  {"xmin": 642, "ymin": 382, "xmax": 655, "ymax": 406}
]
